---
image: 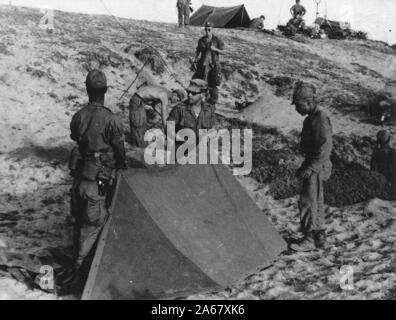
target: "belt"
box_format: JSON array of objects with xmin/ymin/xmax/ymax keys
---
[{"xmin": 84, "ymin": 151, "xmax": 114, "ymax": 165}]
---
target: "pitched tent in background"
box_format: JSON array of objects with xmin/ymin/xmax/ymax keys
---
[
  {"xmin": 82, "ymin": 165, "xmax": 287, "ymax": 300},
  {"xmin": 190, "ymin": 5, "xmax": 251, "ymax": 28}
]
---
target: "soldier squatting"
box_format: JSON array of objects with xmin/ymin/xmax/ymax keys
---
[{"xmin": 66, "ymin": 1, "xmax": 396, "ymax": 293}]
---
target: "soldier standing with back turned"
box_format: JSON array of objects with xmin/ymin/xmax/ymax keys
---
[{"xmin": 68, "ymin": 70, "xmax": 126, "ymax": 291}]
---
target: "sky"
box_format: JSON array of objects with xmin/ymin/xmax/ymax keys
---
[{"xmin": 1, "ymin": 0, "xmax": 395, "ymax": 44}]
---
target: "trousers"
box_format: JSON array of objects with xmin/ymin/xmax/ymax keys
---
[
  {"xmin": 71, "ymin": 178, "xmax": 108, "ymax": 268},
  {"xmin": 178, "ymin": 4, "xmax": 190, "ymax": 26}
]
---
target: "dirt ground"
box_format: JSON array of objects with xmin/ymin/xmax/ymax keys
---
[{"xmin": 0, "ymin": 6, "xmax": 395, "ymax": 300}]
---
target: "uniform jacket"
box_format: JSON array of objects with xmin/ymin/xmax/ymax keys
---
[
  {"xmin": 300, "ymin": 108, "xmax": 333, "ymax": 175},
  {"xmin": 70, "ymin": 102, "xmax": 125, "ymax": 171},
  {"xmin": 167, "ymin": 101, "xmax": 216, "ymax": 135}
]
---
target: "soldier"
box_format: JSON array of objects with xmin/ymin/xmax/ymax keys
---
[
  {"xmin": 192, "ymin": 22, "xmax": 225, "ymax": 104},
  {"xmin": 68, "ymin": 70, "xmax": 126, "ymax": 290},
  {"xmin": 249, "ymin": 15, "xmax": 266, "ymax": 30},
  {"xmin": 167, "ymin": 79, "xmax": 216, "ymax": 137},
  {"xmin": 289, "ymin": 0, "xmax": 306, "ymax": 30},
  {"xmin": 289, "ymin": 83, "xmax": 333, "ymax": 252},
  {"xmin": 177, "ymin": 0, "xmax": 192, "ymax": 28},
  {"xmin": 129, "ymin": 85, "xmax": 185, "ymax": 148},
  {"xmin": 291, "ymin": 0, "xmax": 306, "ymax": 19},
  {"xmin": 371, "ymin": 130, "xmax": 396, "ymax": 199}
]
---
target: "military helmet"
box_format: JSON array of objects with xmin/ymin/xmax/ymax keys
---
[
  {"xmin": 377, "ymin": 130, "xmax": 391, "ymax": 145},
  {"xmin": 86, "ymin": 69, "xmax": 107, "ymax": 89}
]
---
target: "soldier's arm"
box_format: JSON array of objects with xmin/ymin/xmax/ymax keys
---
[
  {"xmin": 370, "ymin": 151, "xmax": 378, "ymax": 171},
  {"xmin": 159, "ymin": 93, "xmax": 169, "ymax": 128},
  {"xmin": 307, "ymin": 114, "xmax": 333, "ymax": 172},
  {"xmin": 302, "ymin": 6, "xmax": 307, "ymax": 16},
  {"xmin": 166, "ymin": 105, "xmax": 181, "ymax": 145},
  {"xmin": 107, "ymin": 116, "xmax": 127, "ymax": 169},
  {"xmin": 70, "ymin": 114, "xmax": 80, "ymax": 142},
  {"xmin": 167, "ymin": 104, "xmax": 180, "ymax": 124},
  {"xmin": 195, "ymin": 38, "xmax": 204, "ymax": 61}
]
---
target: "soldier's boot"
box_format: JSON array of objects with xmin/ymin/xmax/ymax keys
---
[
  {"xmin": 289, "ymin": 234, "xmax": 316, "ymax": 252},
  {"xmin": 313, "ymin": 230, "xmax": 326, "ymax": 249}
]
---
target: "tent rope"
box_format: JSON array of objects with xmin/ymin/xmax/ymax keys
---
[{"xmin": 99, "ymin": 0, "xmax": 189, "ymax": 96}]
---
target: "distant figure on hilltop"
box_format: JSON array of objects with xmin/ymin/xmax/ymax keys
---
[
  {"xmin": 192, "ymin": 22, "xmax": 225, "ymax": 104},
  {"xmin": 371, "ymin": 130, "xmax": 396, "ymax": 199},
  {"xmin": 249, "ymin": 15, "xmax": 265, "ymax": 30},
  {"xmin": 291, "ymin": 0, "xmax": 306, "ymax": 19},
  {"xmin": 288, "ymin": 0, "xmax": 307, "ymax": 31},
  {"xmin": 177, "ymin": 0, "xmax": 192, "ymax": 28}
]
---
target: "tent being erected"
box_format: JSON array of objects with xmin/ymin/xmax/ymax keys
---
[
  {"xmin": 190, "ymin": 4, "xmax": 251, "ymax": 28},
  {"xmin": 82, "ymin": 164, "xmax": 287, "ymax": 300}
]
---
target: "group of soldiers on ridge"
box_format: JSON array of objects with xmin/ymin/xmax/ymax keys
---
[{"xmin": 64, "ymin": 1, "xmax": 396, "ymax": 294}]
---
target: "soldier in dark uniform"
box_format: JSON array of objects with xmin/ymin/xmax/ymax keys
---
[
  {"xmin": 68, "ymin": 70, "xmax": 126, "ymax": 289},
  {"xmin": 192, "ymin": 22, "xmax": 225, "ymax": 105},
  {"xmin": 371, "ymin": 130, "xmax": 396, "ymax": 199},
  {"xmin": 289, "ymin": 83, "xmax": 333, "ymax": 252}
]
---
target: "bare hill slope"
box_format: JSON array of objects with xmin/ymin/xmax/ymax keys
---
[{"xmin": 0, "ymin": 6, "xmax": 395, "ymax": 300}]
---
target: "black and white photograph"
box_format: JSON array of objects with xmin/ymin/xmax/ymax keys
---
[{"xmin": 0, "ymin": 0, "xmax": 395, "ymax": 303}]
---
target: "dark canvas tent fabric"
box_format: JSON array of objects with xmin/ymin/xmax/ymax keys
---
[
  {"xmin": 82, "ymin": 165, "xmax": 286, "ymax": 300},
  {"xmin": 190, "ymin": 5, "xmax": 251, "ymax": 28}
]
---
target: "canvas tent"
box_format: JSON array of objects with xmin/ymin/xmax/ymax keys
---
[
  {"xmin": 190, "ymin": 5, "xmax": 251, "ymax": 28},
  {"xmin": 82, "ymin": 164, "xmax": 286, "ymax": 300}
]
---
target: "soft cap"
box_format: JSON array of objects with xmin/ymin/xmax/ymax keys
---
[
  {"xmin": 86, "ymin": 69, "xmax": 107, "ymax": 89},
  {"xmin": 292, "ymin": 82, "xmax": 316, "ymax": 105},
  {"xmin": 187, "ymin": 79, "xmax": 208, "ymax": 94}
]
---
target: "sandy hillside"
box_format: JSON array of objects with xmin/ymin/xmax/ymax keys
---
[{"xmin": 0, "ymin": 6, "xmax": 395, "ymax": 300}]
